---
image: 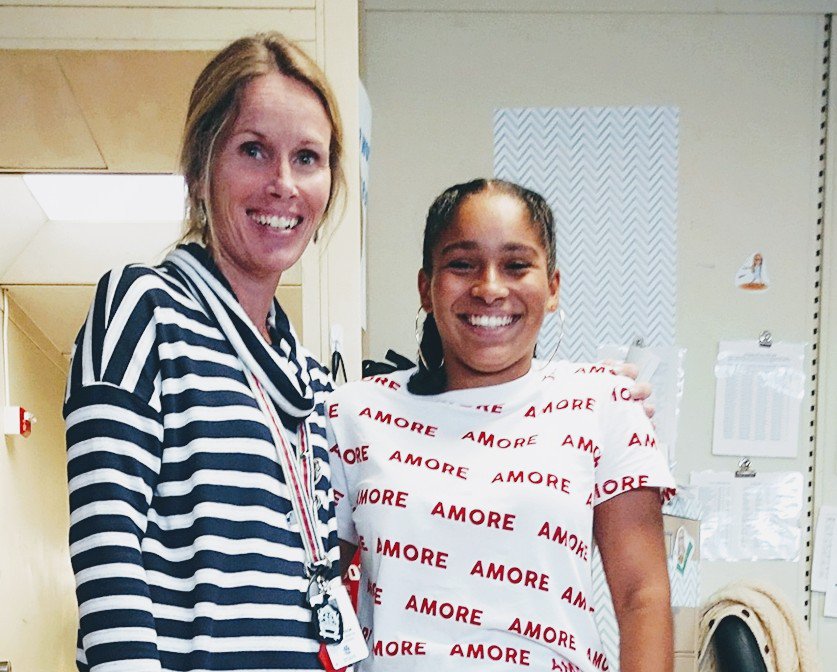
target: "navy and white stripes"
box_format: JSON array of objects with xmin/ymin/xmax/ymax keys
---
[{"xmin": 65, "ymin": 249, "xmax": 338, "ymax": 671}]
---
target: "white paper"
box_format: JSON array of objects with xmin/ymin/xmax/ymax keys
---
[
  {"xmin": 358, "ymin": 81, "xmax": 372, "ymax": 331},
  {"xmin": 325, "ymin": 578, "xmax": 369, "ymax": 667},
  {"xmin": 689, "ymin": 470, "xmax": 803, "ymax": 561},
  {"xmin": 825, "ymin": 545, "xmax": 837, "ymax": 617},
  {"xmin": 813, "ymin": 506, "xmax": 837, "ymax": 592},
  {"xmin": 712, "ymin": 341, "xmax": 805, "ymax": 458}
]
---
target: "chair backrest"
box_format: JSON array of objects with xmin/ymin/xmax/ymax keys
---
[{"xmin": 711, "ymin": 615, "xmax": 768, "ymax": 672}]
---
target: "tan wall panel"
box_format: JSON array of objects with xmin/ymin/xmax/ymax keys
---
[
  {"xmin": 0, "ymin": 0, "xmax": 314, "ymax": 6},
  {"xmin": 0, "ymin": 7, "xmax": 316, "ymax": 48},
  {"xmin": 59, "ymin": 50, "xmax": 214, "ymax": 173},
  {"xmin": 0, "ymin": 298, "xmax": 75, "ymax": 671},
  {"xmin": 315, "ymin": 0, "xmax": 362, "ymax": 375},
  {"xmin": 275, "ymin": 284, "xmax": 303, "ymax": 340},
  {"xmin": 0, "ymin": 52, "xmax": 105, "ymax": 170}
]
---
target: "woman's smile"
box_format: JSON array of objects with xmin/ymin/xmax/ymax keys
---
[{"xmin": 249, "ymin": 210, "xmax": 303, "ymax": 230}]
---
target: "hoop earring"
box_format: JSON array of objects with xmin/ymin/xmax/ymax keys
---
[
  {"xmin": 415, "ymin": 308, "xmax": 444, "ymax": 371},
  {"xmin": 538, "ymin": 308, "xmax": 565, "ymax": 370}
]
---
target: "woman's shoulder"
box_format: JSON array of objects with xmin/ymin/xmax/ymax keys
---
[
  {"xmin": 328, "ymin": 368, "xmax": 415, "ymax": 404},
  {"xmin": 535, "ymin": 360, "xmax": 636, "ymax": 402},
  {"xmin": 96, "ymin": 261, "xmax": 192, "ymax": 306}
]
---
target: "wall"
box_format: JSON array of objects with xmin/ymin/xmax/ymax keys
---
[
  {"xmin": 810, "ymin": 25, "xmax": 837, "ymax": 655},
  {"xmin": 362, "ymin": 0, "xmax": 829, "ymax": 661},
  {"xmin": 0, "ymin": 296, "xmax": 75, "ymax": 670}
]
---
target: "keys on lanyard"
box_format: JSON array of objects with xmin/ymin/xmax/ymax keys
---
[
  {"xmin": 310, "ymin": 569, "xmax": 368, "ymax": 671},
  {"xmin": 308, "ymin": 569, "xmax": 343, "ymax": 644}
]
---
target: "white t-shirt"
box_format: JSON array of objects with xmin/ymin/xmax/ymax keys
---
[{"xmin": 327, "ymin": 362, "xmax": 676, "ymax": 672}]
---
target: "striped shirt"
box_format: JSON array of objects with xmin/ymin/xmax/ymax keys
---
[{"xmin": 64, "ymin": 258, "xmax": 338, "ymax": 671}]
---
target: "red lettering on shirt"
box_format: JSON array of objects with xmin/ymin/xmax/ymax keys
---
[
  {"xmin": 358, "ymin": 407, "xmax": 438, "ymax": 437},
  {"xmin": 366, "ymin": 579, "xmax": 383, "ymax": 605},
  {"xmin": 364, "ymin": 375, "xmax": 401, "ymax": 391},
  {"xmin": 376, "ymin": 537, "xmax": 448, "ymax": 568},
  {"xmin": 389, "ymin": 450, "xmax": 469, "ymax": 480},
  {"xmin": 524, "ymin": 398, "xmax": 595, "ymax": 418},
  {"xmin": 560, "ymin": 585, "xmax": 593, "ymax": 612},
  {"xmin": 628, "ymin": 432, "xmax": 656, "ymax": 448},
  {"xmin": 561, "ymin": 434, "xmax": 601, "ymax": 467},
  {"xmin": 589, "ymin": 474, "xmax": 651, "ymax": 503},
  {"xmin": 535, "ymin": 522, "xmax": 589, "ymax": 561},
  {"xmin": 335, "ymin": 444, "xmax": 369, "ymax": 464},
  {"xmin": 660, "ymin": 486, "xmax": 677, "ymax": 503},
  {"xmin": 469, "ymin": 560, "xmax": 549, "ymax": 592},
  {"xmin": 491, "ymin": 470, "xmax": 571, "ymax": 494},
  {"xmin": 574, "ymin": 365, "xmax": 617, "ymax": 375},
  {"xmin": 475, "ymin": 403, "xmax": 504, "ymax": 414},
  {"xmin": 372, "ymin": 640, "xmax": 427, "ymax": 656},
  {"xmin": 587, "ymin": 647, "xmax": 610, "ymax": 670},
  {"xmin": 508, "ymin": 617, "xmax": 577, "ymax": 650},
  {"xmin": 328, "ymin": 403, "xmax": 339, "ymax": 418},
  {"xmin": 461, "ymin": 430, "xmax": 537, "ymax": 449},
  {"xmin": 430, "ymin": 501, "xmax": 516, "ymax": 531},
  {"xmin": 449, "ymin": 643, "xmax": 531, "ymax": 666},
  {"xmin": 355, "ymin": 488, "xmax": 409, "ymax": 508},
  {"xmin": 552, "ymin": 659, "xmax": 582, "ymax": 672},
  {"xmin": 405, "ymin": 594, "xmax": 483, "ymax": 625},
  {"xmin": 611, "ymin": 386, "xmax": 633, "ymax": 402}
]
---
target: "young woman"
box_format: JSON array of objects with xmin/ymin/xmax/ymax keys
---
[
  {"xmin": 64, "ymin": 33, "xmax": 349, "ymax": 671},
  {"xmin": 327, "ymin": 179, "xmax": 676, "ymax": 672}
]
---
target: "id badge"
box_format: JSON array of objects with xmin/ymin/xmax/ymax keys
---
[{"xmin": 323, "ymin": 578, "xmax": 369, "ymax": 668}]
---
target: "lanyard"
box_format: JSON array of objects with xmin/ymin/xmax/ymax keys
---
[{"xmin": 246, "ymin": 370, "xmax": 329, "ymax": 574}]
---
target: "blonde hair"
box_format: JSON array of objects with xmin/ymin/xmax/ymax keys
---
[{"xmin": 179, "ymin": 32, "xmax": 345, "ymax": 244}]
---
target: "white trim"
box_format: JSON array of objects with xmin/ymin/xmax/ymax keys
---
[{"xmin": 364, "ymin": 0, "xmax": 837, "ymax": 15}]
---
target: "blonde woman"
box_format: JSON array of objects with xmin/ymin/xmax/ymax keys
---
[{"xmin": 65, "ymin": 33, "xmax": 350, "ymax": 671}]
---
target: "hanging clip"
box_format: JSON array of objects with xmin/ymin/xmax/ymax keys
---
[
  {"xmin": 735, "ymin": 458, "xmax": 756, "ymax": 478},
  {"xmin": 633, "ymin": 336, "xmax": 646, "ymax": 348},
  {"xmin": 758, "ymin": 331, "xmax": 773, "ymax": 348}
]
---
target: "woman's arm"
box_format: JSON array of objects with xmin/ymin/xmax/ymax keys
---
[
  {"xmin": 65, "ymin": 269, "xmax": 164, "ymax": 669},
  {"xmin": 594, "ymin": 487, "xmax": 673, "ymax": 672}
]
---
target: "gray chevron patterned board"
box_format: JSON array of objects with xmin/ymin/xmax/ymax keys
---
[
  {"xmin": 494, "ymin": 106, "xmax": 679, "ymax": 671},
  {"xmin": 493, "ymin": 106, "xmax": 679, "ymax": 363}
]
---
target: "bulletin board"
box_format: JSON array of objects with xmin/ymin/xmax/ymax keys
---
[{"xmin": 363, "ymin": 2, "xmax": 829, "ymax": 652}]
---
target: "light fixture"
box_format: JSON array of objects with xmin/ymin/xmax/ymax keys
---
[{"xmin": 23, "ymin": 173, "xmax": 186, "ymax": 223}]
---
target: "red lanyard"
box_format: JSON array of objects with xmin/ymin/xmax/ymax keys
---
[{"xmin": 248, "ymin": 373, "xmax": 328, "ymax": 573}]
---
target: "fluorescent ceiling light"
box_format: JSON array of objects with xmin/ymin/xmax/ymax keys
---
[{"xmin": 23, "ymin": 174, "xmax": 186, "ymax": 223}]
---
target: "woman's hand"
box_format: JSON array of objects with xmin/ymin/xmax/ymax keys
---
[{"xmin": 608, "ymin": 361, "xmax": 655, "ymax": 419}]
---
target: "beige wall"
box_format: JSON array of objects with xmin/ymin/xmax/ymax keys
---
[
  {"xmin": 362, "ymin": 0, "xmax": 829, "ymax": 661},
  {"xmin": 0, "ymin": 297, "xmax": 75, "ymax": 669}
]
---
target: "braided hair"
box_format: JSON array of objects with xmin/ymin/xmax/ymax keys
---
[{"xmin": 407, "ymin": 179, "xmax": 556, "ymax": 395}]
